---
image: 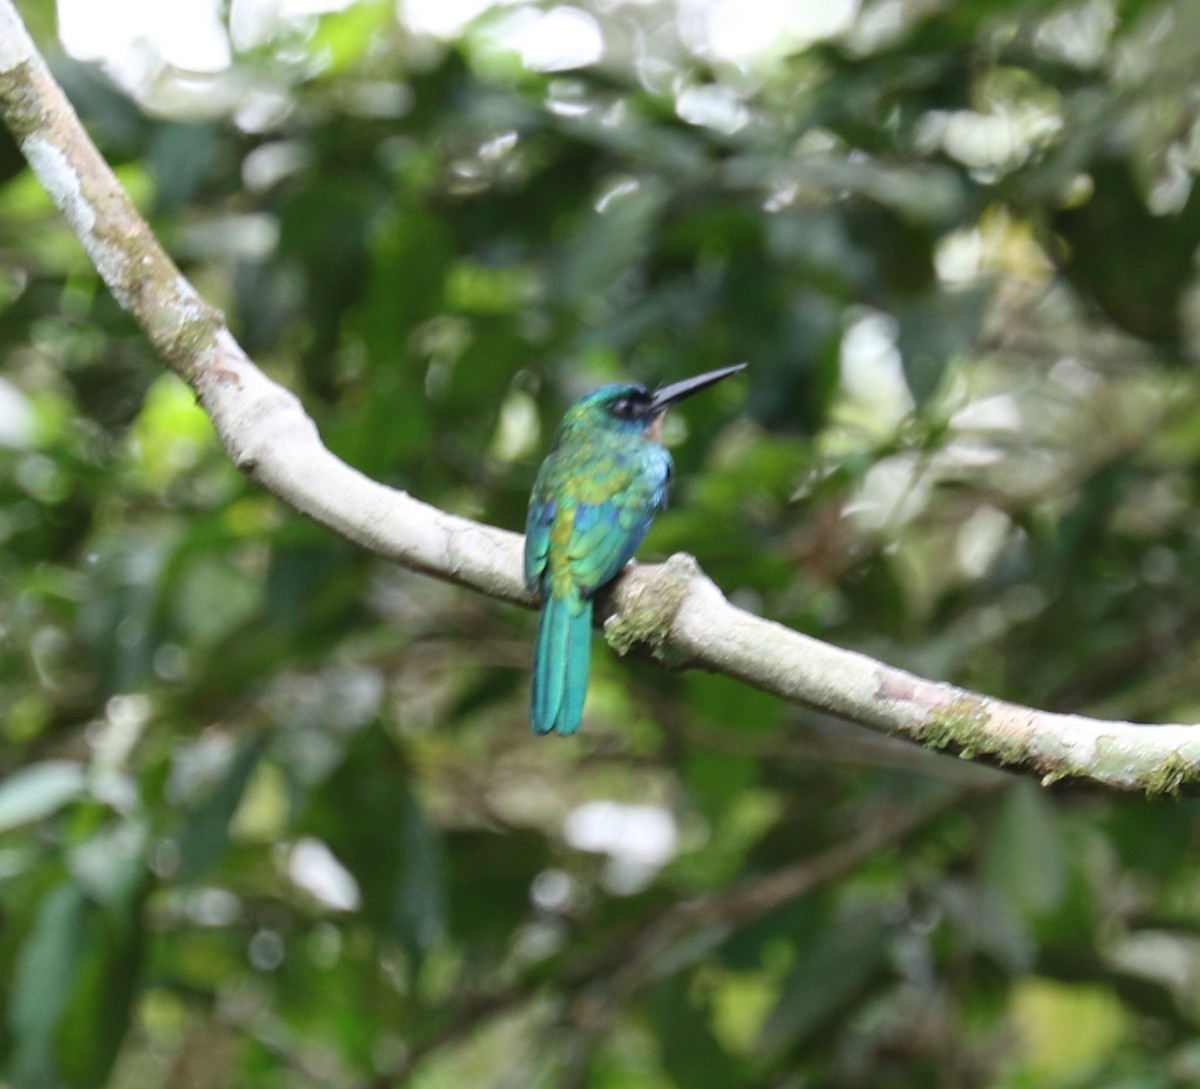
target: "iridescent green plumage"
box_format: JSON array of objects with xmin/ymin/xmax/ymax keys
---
[{"xmin": 524, "ymin": 365, "xmax": 746, "ymax": 736}]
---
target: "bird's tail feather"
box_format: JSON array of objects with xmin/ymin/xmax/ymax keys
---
[{"xmin": 531, "ymin": 594, "xmax": 592, "ymax": 735}]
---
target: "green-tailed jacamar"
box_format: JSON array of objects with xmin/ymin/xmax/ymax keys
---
[{"xmin": 524, "ymin": 363, "xmax": 747, "ymax": 735}]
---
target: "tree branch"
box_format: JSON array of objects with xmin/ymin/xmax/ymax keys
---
[{"xmin": 3, "ymin": 0, "xmax": 1200, "ymax": 794}]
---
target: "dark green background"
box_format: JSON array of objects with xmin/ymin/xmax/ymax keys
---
[{"xmin": 5, "ymin": 0, "xmax": 1200, "ymax": 1085}]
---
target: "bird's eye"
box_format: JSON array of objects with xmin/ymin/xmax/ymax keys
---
[{"xmin": 611, "ymin": 397, "xmax": 635, "ymax": 419}]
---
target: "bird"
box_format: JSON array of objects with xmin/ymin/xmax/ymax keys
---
[{"xmin": 524, "ymin": 363, "xmax": 747, "ymax": 735}]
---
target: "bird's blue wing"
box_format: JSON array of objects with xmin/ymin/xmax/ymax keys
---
[
  {"xmin": 568, "ymin": 490, "xmax": 661, "ymax": 595},
  {"xmin": 524, "ymin": 493, "xmax": 555, "ymax": 593}
]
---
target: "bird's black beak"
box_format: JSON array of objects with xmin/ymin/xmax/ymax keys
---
[{"xmin": 648, "ymin": 363, "xmax": 748, "ymax": 414}]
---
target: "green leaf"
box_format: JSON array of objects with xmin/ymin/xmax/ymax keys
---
[
  {"xmin": 310, "ymin": 0, "xmax": 393, "ymax": 75},
  {"xmin": 648, "ymin": 976, "xmax": 744, "ymax": 1089},
  {"xmin": 984, "ymin": 782, "xmax": 1066, "ymax": 920},
  {"xmin": 8, "ymin": 880, "xmax": 90, "ymax": 1088},
  {"xmin": 53, "ymin": 888, "xmax": 145, "ymax": 1089},
  {"xmin": 301, "ymin": 725, "xmax": 446, "ymax": 960},
  {"xmin": 176, "ymin": 733, "xmax": 270, "ymax": 882},
  {"xmin": 397, "ymin": 788, "xmax": 447, "ymax": 957},
  {"xmin": 558, "ymin": 177, "xmax": 667, "ymax": 307},
  {"xmin": 70, "ymin": 820, "xmax": 148, "ymax": 924},
  {"xmin": 894, "ymin": 285, "xmax": 989, "ymax": 404},
  {"xmin": 49, "ymin": 828, "xmax": 147, "ymax": 1089},
  {"xmin": 0, "ymin": 761, "xmax": 86, "ymax": 832},
  {"xmin": 756, "ymin": 906, "xmax": 891, "ymax": 1061}
]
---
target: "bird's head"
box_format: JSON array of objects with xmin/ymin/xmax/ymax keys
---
[{"xmin": 559, "ymin": 363, "xmax": 747, "ymax": 442}]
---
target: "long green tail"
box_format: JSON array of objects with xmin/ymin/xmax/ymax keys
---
[{"xmin": 531, "ymin": 593, "xmax": 592, "ymax": 735}]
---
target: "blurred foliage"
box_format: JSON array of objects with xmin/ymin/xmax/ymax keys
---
[{"xmin": 8, "ymin": 0, "xmax": 1200, "ymax": 1085}]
